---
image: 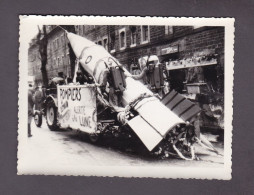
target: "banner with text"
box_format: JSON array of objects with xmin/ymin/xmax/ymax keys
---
[{"xmin": 57, "ymin": 85, "xmax": 97, "ymax": 133}]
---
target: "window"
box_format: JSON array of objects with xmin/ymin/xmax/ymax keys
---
[
  {"xmin": 130, "ymin": 26, "xmax": 137, "ymax": 47},
  {"xmin": 110, "ymin": 33, "xmax": 116, "ymax": 53},
  {"xmin": 103, "ymin": 36, "xmax": 108, "ymax": 51},
  {"xmin": 165, "ymin": 26, "xmax": 173, "ymax": 35},
  {"xmin": 83, "ymin": 26, "xmax": 86, "ymax": 34},
  {"xmin": 62, "ymin": 55, "xmax": 65, "ymax": 65},
  {"xmin": 141, "ymin": 26, "xmax": 149, "ymax": 44},
  {"xmin": 120, "ymin": 32, "xmax": 125, "ymax": 49},
  {"xmin": 56, "ymin": 39, "xmax": 59, "ymax": 49},
  {"xmin": 38, "ymin": 63, "xmax": 40, "ymax": 71},
  {"xmin": 47, "ymin": 43, "xmax": 50, "ymax": 54},
  {"xmin": 98, "ymin": 40, "xmax": 102, "ymax": 46},
  {"xmin": 67, "ymin": 53, "xmax": 70, "ymax": 65},
  {"xmin": 50, "ymin": 43, "xmax": 52, "ymax": 52},
  {"xmin": 119, "ymin": 28, "xmax": 126, "ymax": 50},
  {"xmin": 75, "ymin": 25, "xmax": 79, "ymax": 32},
  {"xmin": 54, "ymin": 39, "xmax": 58, "ymax": 50},
  {"xmin": 80, "ymin": 26, "xmax": 83, "ymax": 35},
  {"xmin": 57, "ymin": 57, "xmax": 60, "ymax": 67},
  {"xmin": 59, "ymin": 37, "xmax": 61, "ymax": 46},
  {"xmin": 61, "ymin": 35, "xmax": 64, "ymax": 46}
]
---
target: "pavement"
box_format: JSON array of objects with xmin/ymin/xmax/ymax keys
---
[{"xmin": 18, "ymin": 117, "xmax": 224, "ymax": 175}]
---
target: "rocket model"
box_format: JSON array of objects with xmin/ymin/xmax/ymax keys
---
[{"xmin": 67, "ymin": 32, "xmax": 185, "ymax": 151}]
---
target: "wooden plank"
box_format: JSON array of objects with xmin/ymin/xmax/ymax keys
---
[
  {"xmin": 161, "ymin": 90, "xmax": 177, "ymax": 105},
  {"xmin": 172, "ymin": 99, "xmax": 194, "ymax": 116},
  {"xmin": 166, "ymin": 94, "xmax": 185, "ymax": 110},
  {"xmin": 180, "ymin": 105, "xmax": 201, "ymax": 121}
]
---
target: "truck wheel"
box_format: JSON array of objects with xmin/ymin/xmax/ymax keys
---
[
  {"xmin": 34, "ymin": 112, "xmax": 42, "ymax": 127},
  {"xmin": 89, "ymin": 133, "xmax": 101, "ymax": 143},
  {"xmin": 46, "ymin": 100, "xmax": 58, "ymax": 131}
]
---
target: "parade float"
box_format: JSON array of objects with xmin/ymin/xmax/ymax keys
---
[{"xmin": 36, "ymin": 31, "xmax": 219, "ymax": 160}]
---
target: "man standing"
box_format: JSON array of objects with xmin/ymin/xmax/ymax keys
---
[
  {"xmin": 28, "ymin": 84, "xmax": 34, "ymax": 137},
  {"xmin": 41, "ymin": 86, "xmax": 46, "ymax": 101},
  {"xmin": 130, "ymin": 58, "xmax": 166, "ymax": 97},
  {"xmin": 34, "ymin": 86, "xmax": 43, "ymax": 111}
]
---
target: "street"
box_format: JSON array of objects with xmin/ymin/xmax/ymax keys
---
[{"xmin": 18, "ymin": 117, "xmax": 224, "ymax": 175}]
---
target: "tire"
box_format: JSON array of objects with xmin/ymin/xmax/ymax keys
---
[
  {"xmin": 89, "ymin": 133, "xmax": 101, "ymax": 143},
  {"xmin": 34, "ymin": 112, "xmax": 42, "ymax": 127},
  {"xmin": 46, "ymin": 100, "xmax": 59, "ymax": 131}
]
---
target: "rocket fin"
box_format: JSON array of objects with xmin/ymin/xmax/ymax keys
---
[
  {"xmin": 135, "ymin": 99, "xmax": 185, "ymax": 137},
  {"xmin": 128, "ymin": 116, "xmax": 163, "ymax": 151}
]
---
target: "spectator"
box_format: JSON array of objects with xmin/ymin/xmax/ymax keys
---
[
  {"xmin": 34, "ymin": 86, "xmax": 43, "ymax": 111},
  {"xmin": 129, "ymin": 61, "xmax": 166, "ymax": 96},
  {"xmin": 28, "ymin": 84, "xmax": 34, "ymax": 137},
  {"xmin": 41, "ymin": 86, "xmax": 46, "ymax": 100}
]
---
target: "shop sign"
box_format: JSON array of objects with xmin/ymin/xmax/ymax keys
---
[{"xmin": 161, "ymin": 45, "xmax": 178, "ymax": 55}]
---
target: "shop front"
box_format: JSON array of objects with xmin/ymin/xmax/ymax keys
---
[{"xmin": 159, "ymin": 46, "xmax": 224, "ymax": 131}]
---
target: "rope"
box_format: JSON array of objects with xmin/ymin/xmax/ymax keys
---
[
  {"xmin": 122, "ymin": 93, "xmax": 155, "ymax": 124},
  {"xmin": 128, "ymin": 93, "xmax": 154, "ymax": 109},
  {"xmin": 72, "ymin": 58, "xmax": 80, "ymax": 83},
  {"xmin": 173, "ymin": 144, "xmax": 195, "ymax": 161}
]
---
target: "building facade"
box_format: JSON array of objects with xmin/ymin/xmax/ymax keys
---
[
  {"xmin": 45, "ymin": 25, "xmax": 71, "ymax": 80},
  {"xmin": 28, "ymin": 25, "xmax": 74, "ymax": 86},
  {"xmin": 29, "ymin": 25, "xmax": 224, "ymax": 93},
  {"xmin": 76, "ymin": 25, "xmax": 224, "ymax": 93},
  {"xmin": 28, "ymin": 24, "xmax": 225, "ymax": 129},
  {"xmin": 28, "ymin": 38, "xmax": 40, "ymax": 82}
]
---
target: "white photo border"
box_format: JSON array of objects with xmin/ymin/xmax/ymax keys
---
[{"xmin": 18, "ymin": 15, "xmax": 234, "ymax": 180}]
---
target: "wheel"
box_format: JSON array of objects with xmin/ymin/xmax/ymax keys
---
[
  {"xmin": 46, "ymin": 100, "xmax": 59, "ymax": 131},
  {"xmin": 89, "ymin": 133, "xmax": 101, "ymax": 143},
  {"xmin": 34, "ymin": 111, "xmax": 42, "ymax": 127}
]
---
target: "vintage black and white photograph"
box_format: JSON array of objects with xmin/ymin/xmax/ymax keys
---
[{"xmin": 18, "ymin": 16, "xmax": 234, "ymax": 179}]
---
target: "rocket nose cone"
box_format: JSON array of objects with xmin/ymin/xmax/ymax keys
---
[{"xmin": 67, "ymin": 32, "xmax": 96, "ymax": 58}]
